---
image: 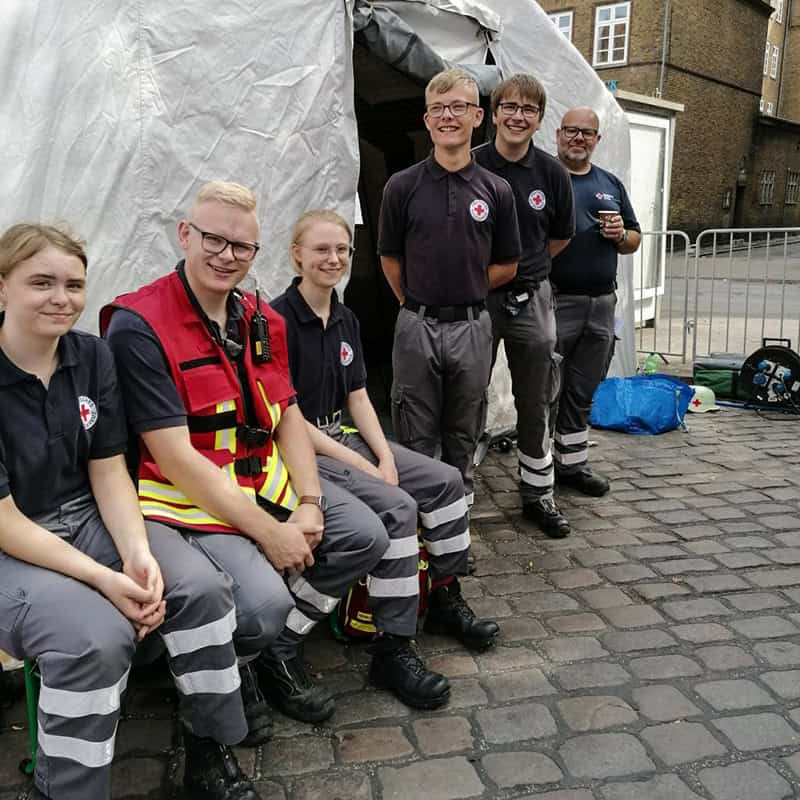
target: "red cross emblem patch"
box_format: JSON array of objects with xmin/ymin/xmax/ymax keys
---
[
  {"xmin": 78, "ymin": 396, "xmax": 98, "ymax": 430},
  {"xmin": 340, "ymin": 341, "xmax": 354, "ymax": 366},
  {"xmin": 692, "ymin": 397, "xmax": 702, "ymax": 407},
  {"xmin": 529, "ymin": 189, "xmax": 546, "ymax": 211},
  {"xmin": 469, "ymin": 199, "xmax": 489, "ymax": 222}
]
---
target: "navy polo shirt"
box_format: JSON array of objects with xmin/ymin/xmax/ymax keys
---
[
  {"xmin": 0, "ymin": 323, "xmax": 127, "ymax": 518},
  {"xmin": 377, "ymin": 154, "xmax": 521, "ymax": 306},
  {"xmin": 551, "ymin": 164, "xmax": 641, "ymax": 296},
  {"xmin": 473, "ymin": 140, "xmax": 575, "ymax": 285},
  {"xmin": 271, "ymin": 277, "xmax": 367, "ymax": 421}
]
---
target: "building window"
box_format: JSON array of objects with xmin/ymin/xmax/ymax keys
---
[
  {"xmin": 765, "ymin": 41, "xmax": 771, "ymax": 76},
  {"xmin": 760, "ymin": 97, "xmax": 765, "ymax": 112},
  {"xmin": 786, "ymin": 170, "xmax": 800, "ymax": 205},
  {"xmin": 771, "ymin": 46, "xmax": 779, "ymax": 79},
  {"xmin": 776, "ymin": 0, "xmax": 784, "ymax": 23},
  {"xmin": 593, "ymin": 2, "xmax": 631, "ymax": 67},
  {"xmin": 767, "ymin": 101, "xmax": 774, "ymax": 114},
  {"xmin": 759, "ymin": 171, "xmax": 776, "ymax": 205},
  {"xmin": 549, "ymin": 11, "xmax": 574, "ymax": 41}
]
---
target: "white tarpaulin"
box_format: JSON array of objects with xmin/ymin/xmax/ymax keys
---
[{"xmin": 1, "ymin": 0, "xmax": 636, "ymax": 433}]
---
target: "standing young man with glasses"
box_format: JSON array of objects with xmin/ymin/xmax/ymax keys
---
[
  {"xmin": 552, "ymin": 108, "xmax": 641, "ymax": 495},
  {"xmin": 378, "ymin": 68, "xmax": 521, "ymax": 508},
  {"xmin": 474, "ymin": 74, "xmax": 575, "ymax": 539},
  {"xmin": 102, "ymin": 182, "xmax": 389, "ymax": 757}
]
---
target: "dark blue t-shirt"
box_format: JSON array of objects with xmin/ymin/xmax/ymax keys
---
[{"xmin": 550, "ymin": 164, "xmax": 640, "ymax": 296}]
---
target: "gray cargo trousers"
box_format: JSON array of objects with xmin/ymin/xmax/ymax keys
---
[
  {"xmin": 391, "ymin": 305, "xmax": 493, "ymax": 504},
  {"xmin": 488, "ymin": 279, "xmax": 560, "ymax": 503},
  {"xmin": 316, "ymin": 428, "xmax": 471, "ymax": 636},
  {"xmin": 552, "ymin": 291, "xmax": 616, "ymax": 473}
]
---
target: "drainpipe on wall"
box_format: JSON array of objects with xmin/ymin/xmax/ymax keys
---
[{"xmin": 658, "ymin": 0, "xmax": 671, "ymax": 97}]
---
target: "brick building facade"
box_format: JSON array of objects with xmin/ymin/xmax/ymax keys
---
[{"xmin": 537, "ymin": 0, "xmax": 800, "ymax": 236}]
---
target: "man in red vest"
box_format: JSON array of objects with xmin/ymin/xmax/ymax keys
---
[{"xmin": 102, "ymin": 182, "xmax": 389, "ymax": 780}]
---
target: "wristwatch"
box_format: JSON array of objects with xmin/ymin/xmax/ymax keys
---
[
  {"xmin": 617, "ymin": 228, "xmax": 628, "ymax": 244},
  {"xmin": 298, "ymin": 494, "xmax": 328, "ymax": 513}
]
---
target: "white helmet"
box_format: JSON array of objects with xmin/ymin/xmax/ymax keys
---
[{"xmin": 688, "ymin": 385, "xmax": 720, "ymax": 413}]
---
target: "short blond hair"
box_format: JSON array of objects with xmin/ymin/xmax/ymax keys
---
[
  {"xmin": 491, "ymin": 74, "xmax": 547, "ymax": 118},
  {"xmin": 194, "ymin": 181, "xmax": 257, "ymax": 211},
  {"xmin": 0, "ymin": 223, "xmax": 87, "ymax": 278},
  {"xmin": 425, "ymin": 68, "xmax": 479, "ymax": 104},
  {"xmin": 289, "ymin": 209, "xmax": 353, "ymax": 274}
]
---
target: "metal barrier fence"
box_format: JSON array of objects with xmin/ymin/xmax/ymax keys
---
[{"xmin": 634, "ymin": 227, "xmax": 800, "ymax": 365}]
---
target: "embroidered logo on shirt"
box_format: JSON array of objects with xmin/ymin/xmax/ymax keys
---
[
  {"xmin": 595, "ymin": 192, "xmax": 617, "ymax": 202},
  {"xmin": 469, "ymin": 199, "xmax": 489, "ymax": 222},
  {"xmin": 340, "ymin": 341, "xmax": 354, "ymax": 366},
  {"xmin": 529, "ymin": 190, "xmax": 546, "ymax": 211},
  {"xmin": 78, "ymin": 396, "xmax": 98, "ymax": 430}
]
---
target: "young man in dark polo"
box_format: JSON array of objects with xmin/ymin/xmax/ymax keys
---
[
  {"xmin": 474, "ymin": 74, "xmax": 575, "ymax": 539},
  {"xmin": 553, "ymin": 107, "xmax": 641, "ymax": 494},
  {"xmin": 378, "ymin": 68, "xmax": 521, "ymax": 506}
]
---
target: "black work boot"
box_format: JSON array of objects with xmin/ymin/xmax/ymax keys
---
[
  {"xmin": 256, "ymin": 650, "xmax": 335, "ymax": 723},
  {"xmin": 557, "ymin": 467, "xmax": 610, "ymax": 497},
  {"xmin": 522, "ymin": 496, "xmax": 571, "ymax": 538},
  {"xmin": 239, "ymin": 662, "xmax": 272, "ymax": 746},
  {"xmin": 424, "ymin": 578, "xmax": 499, "ymax": 651},
  {"xmin": 368, "ymin": 635, "xmax": 450, "ymax": 710},
  {"xmin": 183, "ymin": 728, "xmax": 261, "ymax": 800}
]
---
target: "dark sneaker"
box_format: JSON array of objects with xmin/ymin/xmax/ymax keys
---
[
  {"xmin": 557, "ymin": 468, "xmax": 610, "ymax": 497},
  {"xmin": 239, "ymin": 663, "xmax": 272, "ymax": 746},
  {"xmin": 256, "ymin": 652, "xmax": 335, "ymax": 724},
  {"xmin": 424, "ymin": 578, "xmax": 499, "ymax": 651},
  {"xmin": 522, "ymin": 496, "xmax": 570, "ymax": 538},
  {"xmin": 368, "ymin": 636, "xmax": 450, "ymax": 710},
  {"xmin": 183, "ymin": 728, "xmax": 261, "ymax": 800}
]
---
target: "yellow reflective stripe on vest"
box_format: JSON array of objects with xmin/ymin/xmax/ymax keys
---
[
  {"xmin": 140, "ymin": 500, "xmax": 233, "ymax": 529},
  {"xmin": 139, "ymin": 479, "xmax": 196, "ymax": 506},
  {"xmin": 214, "ymin": 400, "xmax": 237, "ymax": 454}
]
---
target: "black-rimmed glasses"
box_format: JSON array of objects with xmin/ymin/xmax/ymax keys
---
[
  {"xmin": 188, "ymin": 222, "xmax": 260, "ymax": 262},
  {"xmin": 497, "ymin": 102, "xmax": 540, "ymax": 119},
  {"xmin": 562, "ymin": 126, "xmax": 599, "ymax": 140},
  {"xmin": 426, "ymin": 101, "xmax": 479, "ymax": 118}
]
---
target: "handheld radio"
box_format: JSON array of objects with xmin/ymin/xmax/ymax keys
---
[{"xmin": 250, "ymin": 289, "xmax": 272, "ymax": 364}]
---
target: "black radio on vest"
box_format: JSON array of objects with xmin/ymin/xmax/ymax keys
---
[{"xmin": 250, "ymin": 290, "xmax": 271, "ymax": 364}]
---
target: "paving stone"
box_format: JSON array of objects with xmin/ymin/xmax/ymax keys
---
[
  {"xmin": 781, "ymin": 587, "xmax": 800, "ymax": 603},
  {"xmin": 683, "ymin": 574, "xmax": 751, "ymax": 592},
  {"xmin": 652, "ymin": 558, "xmax": 718, "ymax": 575},
  {"xmin": 554, "ymin": 661, "xmax": 631, "ymax": 690},
  {"xmin": 784, "ymin": 751, "xmax": 800, "ymax": 778},
  {"xmin": 673, "ymin": 524, "xmax": 725, "ymax": 540},
  {"xmin": 600, "ymin": 563, "xmax": 657, "ymax": 582},
  {"xmin": 694, "ymin": 679, "xmax": 776, "ymax": 710},
  {"xmin": 725, "ymin": 592, "xmax": 789, "ymax": 611},
  {"xmin": 519, "ymin": 792, "xmax": 595, "ymax": 800},
  {"xmin": 759, "ymin": 670, "xmax": 800, "ymax": 699},
  {"xmin": 500, "ymin": 616, "xmax": 549, "ymax": 641},
  {"xmin": 685, "ymin": 539, "xmax": 730, "ymax": 555},
  {"xmin": 548, "ymin": 612, "xmax": 607, "ymax": 633},
  {"xmin": 540, "ymin": 636, "xmax": 608, "ymax": 663},
  {"xmin": 379, "ymin": 757, "xmax": 483, "ymax": 800},
  {"xmin": 111, "ymin": 758, "xmax": 167, "ymax": 796},
  {"xmin": 715, "ymin": 552, "xmax": 773, "ymax": 569},
  {"xmin": 632, "ymin": 582, "xmax": 692, "ymax": 600},
  {"xmin": 602, "ymin": 629, "xmax": 678, "ymax": 652},
  {"xmin": 574, "ymin": 549, "xmax": 628, "ymax": 567},
  {"xmin": 444, "ymin": 678, "xmax": 489, "ymax": 709},
  {"xmin": 579, "ymin": 587, "xmax": 633, "ymax": 609},
  {"xmin": 765, "ymin": 548, "xmax": 800, "ymax": 565},
  {"xmin": 634, "ymin": 530, "xmax": 679, "ymax": 544},
  {"xmin": 290, "ymin": 772, "xmax": 372, "ymax": 800},
  {"xmin": 746, "ymin": 567, "xmax": 800, "ymax": 587},
  {"xmin": 762, "ymin": 515, "xmax": 800, "ymax": 530},
  {"xmin": 557, "ymin": 695, "xmax": 638, "ymax": 731},
  {"xmin": 602, "ymin": 605, "xmax": 665, "ymax": 628},
  {"xmin": 694, "ymin": 482, "xmax": 748, "ymax": 495},
  {"xmin": 777, "ymin": 533, "xmax": 800, "ymax": 547},
  {"xmin": 720, "ymin": 521, "xmax": 768, "ymax": 533},
  {"xmin": 634, "ymin": 499, "xmax": 689, "ymax": 513},
  {"xmin": 671, "ymin": 622, "xmax": 733, "ymax": 643},
  {"xmin": 585, "ymin": 531, "xmax": 641, "ymax": 547},
  {"xmin": 712, "ymin": 713, "xmax": 800, "ymax": 751},
  {"xmin": 482, "ymin": 751, "xmax": 563, "ymax": 788},
  {"xmin": 514, "ymin": 592, "xmax": 580, "ymax": 613},
  {"xmin": 632, "ymin": 685, "xmax": 701, "ymax": 721},
  {"xmin": 483, "ymin": 668, "xmax": 556, "ymax": 702},
  {"xmin": 754, "ymin": 641, "xmax": 800, "ymax": 666},
  {"xmin": 262, "ymin": 736, "xmax": 334, "ymax": 776},
  {"xmin": 641, "ymin": 721, "xmax": 727, "ymax": 765},
  {"xmin": 488, "ymin": 574, "xmax": 552, "ymax": 595},
  {"xmin": 558, "ymin": 733, "xmax": 655, "ymax": 779},
  {"xmin": 696, "ymin": 645, "xmax": 757, "ymax": 671},
  {"xmin": 730, "ymin": 615, "xmax": 800, "ymax": 639},
  {"xmin": 661, "ymin": 598, "xmax": 731, "ymax": 621},
  {"xmin": 412, "ymin": 716, "xmax": 474, "ymax": 755},
  {"xmin": 698, "ymin": 760, "xmax": 794, "ymax": 800},
  {"xmin": 550, "ymin": 568, "xmax": 603, "ymax": 589},
  {"xmin": 727, "ymin": 536, "xmax": 774, "ymax": 549},
  {"xmin": 476, "ymin": 702, "xmax": 558, "ymax": 743},
  {"xmin": 427, "ymin": 654, "xmax": 479, "ymax": 677},
  {"xmin": 599, "ymin": 774, "xmax": 705, "ymax": 800},
  {"xmin": 630, "ymin": 655, "xmax": 703, "ymax": 679},
  {"xmin": 653, "ymin": 510, "xmax": 708, "ymax": 524},
  {"xmin": 337, "ymin": 727, "xmax": 414, "ymax": 763},
  {"xmin": 477, "ymin": 646, "xmax": 542, "ymax": 673}
]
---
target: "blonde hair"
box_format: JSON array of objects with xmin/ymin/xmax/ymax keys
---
[
  {"xmin": 289, "ymin": 209, "xmax": 353, "ymax": 274},
  {"xmin": 194, "ymin": 180, "xmax": 257, "ymax": 211},
  {"xmin": 425, "ymin": 68, "xmax": 479, "ymax": 104},
  {"xmin": 0, "ymin": 223, "xmax": 87, "ymax": 278},
  {"xmin": 491, "ymin": 74, "xmax": 547, "ymax": 118}
]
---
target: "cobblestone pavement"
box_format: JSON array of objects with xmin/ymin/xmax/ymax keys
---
[{"xmin": 4, "ymin": 407, "xmax": 800, "ymax": 799}]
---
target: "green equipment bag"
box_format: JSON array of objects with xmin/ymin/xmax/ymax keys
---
[{"xmin": 692, "ymin": 354, "xmax": 750, "ymax": 401}]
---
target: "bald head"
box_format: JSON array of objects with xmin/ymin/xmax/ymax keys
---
[
  {"xmin": 556, "ymin": 107, "xmax": 602, "ymax": 174},
  {"xmin": 561, "ymin": 107, "xmax": 600, "ymax": 130}
]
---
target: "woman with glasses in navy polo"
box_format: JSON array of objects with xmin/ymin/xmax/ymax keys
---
[
  {"xmin": 0, "ymin": 224, "xmax": 261, "ymax": 800},
  {"xmin": 270, "ymin": 209, "xmax": 499, "ymax": 713}
]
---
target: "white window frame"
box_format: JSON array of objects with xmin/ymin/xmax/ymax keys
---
[
  {"xmin": 764, "ymin": 41, "xmax": 771, "ymax": 76},
  {"xmin": 786, "ymin": 169, "xmax": 800, "ymax": 205},
  {"xmin": 593, "ymin": 2, "xmax": 631, "ymax": 67},
  {"xmin": 771, "ymin": 45, "xmax": 779, "ymax": 79},
  {"xmin": 549, "ymin": 11, "xmax": 574, "ymax": 41},
  {"xmin": 776, "ymin": 0, "xmax": 784, "ymax": 23},
  {"xmin": 767, "ymin": 101, "xmax": 774, "ymax": 114},
  {"xmin": 759, "ymin": 170, "xmax": 776, "ymax": 205},
  {"xmin": 760, "ymin": 97, "xmax": 765, "ymax": 112}
]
